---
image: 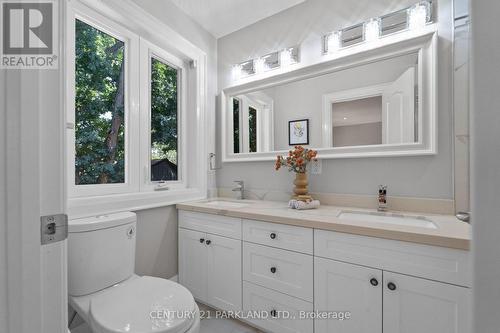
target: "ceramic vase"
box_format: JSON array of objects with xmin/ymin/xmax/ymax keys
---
[{"xmin": 293, "ymin": 172, "xmax": 312, "ymax": 201}]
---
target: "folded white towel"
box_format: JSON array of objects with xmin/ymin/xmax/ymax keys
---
[{"xmin": 288, "ymin": 199, "xmax": 320, "ymax": 210}]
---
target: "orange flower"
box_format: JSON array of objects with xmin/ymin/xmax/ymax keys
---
[
  {"xmin": 275, "ymin": 146, "xmax": 318, "ymax": 173},
  {"xmin": 275, "ymin": 156, "xmax": 282, "ymax": 170}
]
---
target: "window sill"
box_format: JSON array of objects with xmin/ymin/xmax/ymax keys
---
[{"xmin": 68, "ymin": 188, "xmax": 206, "ymax": 218}]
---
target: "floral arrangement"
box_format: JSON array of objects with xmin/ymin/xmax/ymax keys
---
[{"xmin": 275, "ymin": 146, "xmax": 318, "ymax": 173}]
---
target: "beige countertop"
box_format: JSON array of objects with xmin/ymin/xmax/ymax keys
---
[{"xmin": 176, "ymin": 198, "xmax": 471, "ymax": 250}]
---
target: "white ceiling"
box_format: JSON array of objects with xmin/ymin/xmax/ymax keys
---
[{"xmin": 170, "ymin": 0, "xmax": 306, "ymax": 38}]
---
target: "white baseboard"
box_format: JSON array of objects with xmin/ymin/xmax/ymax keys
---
[{"xmin": 169, "ymin": 275, "xmax": 178, "ymax": 283}]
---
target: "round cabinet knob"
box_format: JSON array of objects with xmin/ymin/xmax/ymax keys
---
[
  {"xmin": 270, "ymin": 267, "xmax": 277, "ymax": 274},
  {"xmin": 270, "ymin": 233, "xmax": 277, "ymax": 240},
  {"xmin": 199, "ymin": 238, "xmax": 205, "ymax": 243},
  {"xmin": 270, "ymin": 309, "xmax": 277, "ymax": 318},
  {"xmin": 370, "ymin": 278, "xmax": 379, "ymax": 286},
  {"xmin": 205, "ymin": 240, "xmax": 211, "ymax": 245},
  {"xmin": 387, "ymin": 282, "xmax": 397, "ymax": 291}
]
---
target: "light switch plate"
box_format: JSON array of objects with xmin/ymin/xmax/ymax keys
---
[{"xmin": 311, "ymin": 159, "xmax": 322, "ymax": 175}]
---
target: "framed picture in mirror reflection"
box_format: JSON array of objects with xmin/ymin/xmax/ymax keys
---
[{"xmin": 289, "ymin": 119, "xmax": 309, "ymax": 146}]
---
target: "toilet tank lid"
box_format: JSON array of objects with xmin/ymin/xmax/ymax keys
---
[{"xmin": 69, "ymin": 212, "xmax": 136, "ymax": 233}]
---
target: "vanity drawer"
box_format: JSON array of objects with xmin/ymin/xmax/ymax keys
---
[
  {"xmin": 314, "ymin": 229, "xmax": 471, "ymax": 287},
  {"xmin": 243, "ymin": 219, "xmax": 313, "ymax": 254},
  {"xmin": 243, "ymin": 281, "xmax": 313, "ymax": 333},
  {"xmin": 178, "ymin": 210, "xmax": 241, "ymax": 239},
  {"xmin": 243, "ymin": 242, "xmax": 313, "ymax": 301}
]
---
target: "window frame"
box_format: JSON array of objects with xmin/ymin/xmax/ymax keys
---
[
  {"xmin": 139, "ymin": 39, "xmax": 188, "ymax": 192},
  {"xmin": 66, "ymin": 0, "xmax": 207, "ymax": 216},
  {"xmin": 230, "ymin": 95, "xmax": 273, "ymax": 154},
  {"xmin": 67, "ymin": 3, "xmax": 141, "ymax": 198}
]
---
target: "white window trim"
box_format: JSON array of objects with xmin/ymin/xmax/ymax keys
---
[
  {"xmin": 139, "ymin": 39, "xmax": 188, "ymax": 192},
  {"xmin": 231, "ymin": 95, "xmax": 273, "ymax": 154},
  {"xmin": 67, "ymin": 2, "xmax": 141, "ymax": 198},
  {"xmin": 66, "ymin": 0, "xmax": 208, "ymax": 217}
]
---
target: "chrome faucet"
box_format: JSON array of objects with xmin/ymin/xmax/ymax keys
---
[
  {"xmin": 232, "ymin": 180, "xmax": 244, "ymax": 200},
  {"xmin": 378, "ymin": 185, "xmax": 388, "ymax": 211}
]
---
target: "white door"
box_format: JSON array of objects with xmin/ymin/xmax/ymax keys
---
[
  {"xmin": 382, "ymin": 67, "xmax": 416, "ymax": 144},
  {"xmin": 314, "ymin": 257, "xmax": 382, "ymax": 333},
  {"xmin": 1, "ymin": 44, "xmax": 68, "ymax": 333},
  {"xmin": 178, "ymin": 228, "xmax": 208, "ymax": 302},
  {"xmin": 383, "ymin": 272, "xmax": 471, "ymax": 333},
  {"xmin": 207, "ymin": 234, "xmax": 242, "ymax": 311},
  {"xmin": 1, "ymin": 2, "xmax": 68, "ymax": 332}
]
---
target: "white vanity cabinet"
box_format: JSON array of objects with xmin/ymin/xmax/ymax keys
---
[
  {"xmin": 178, "ymin": 209, "xmax": 471, "ymax": 333},
  {"xmin": 314, "ymin": 229, "xmax": 471, "ymax": 333},
  {"xmin": 314, "ymin": 257, "xmax": 383, "ymax": 333},
  {"xmin": 178, "ymin": 211, "xmax": 242, "ymax": 312},
  {"xmin": 242, "ymin": 219, "xmax": 314, "ymax": 333},
  {"xmin": 178, "ymin": 228, "xmax": 208, "ymax": 301},
  {"xmin": 383, "ymin": 271, "xmax": 470, "ymax": 333}
]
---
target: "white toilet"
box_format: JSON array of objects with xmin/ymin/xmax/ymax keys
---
[{"xmin": 68, "ymin": 212, "xmax": 200, "ymax": 333}]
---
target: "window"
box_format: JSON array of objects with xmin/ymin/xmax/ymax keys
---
[
  {"xmin": 150, "ymin": 57, "xmax": 179, "ymax": 182},
  {"xmin": 248, "ymin": 106, "xmax": 257, "ymax": 153},
  {"xmin": 74, "ymin": 19, "xmax": 126, "ymax": 185},
  {"xmin": 233, "ymin": 98, "xmax": 240, "ymax": 154},
  {"xmin": 231, "ymin": 95, "xmax": 273, "ymax": 154},
  {"xmin": 68, "ymin": 4, "xmax": 194, "ymax": 201}
]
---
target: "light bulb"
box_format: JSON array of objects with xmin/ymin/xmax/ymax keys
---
[
  {"xmin": 232, "ymin": 64, "xmax": 242, "ymax": 81},
  {"xmin": 254, "ymin": 58, "xmax": 266, "ymax": 73},
  {"xmin": 365, "ymin": 18, "xmax": 380, "ymax": 42},
  {"xmin": 280, "ymin": 48, "xmax": 293, "ymax": 67},
  {"xmin": 409, "ymin": 1, "xmax": 431, "ymax": 31},
  {"xmin": 327, "ymin": 31, "xmax": 341, "ymax": 53}
]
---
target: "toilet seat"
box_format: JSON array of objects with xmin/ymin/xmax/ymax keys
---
[{"xmin": 88, "ymin": 276, "xmax": 196, "ymax": 333}]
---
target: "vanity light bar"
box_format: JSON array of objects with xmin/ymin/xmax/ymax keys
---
[
  {"xmin": 232, "ymin": 46, "xmax": 300, "ymax": 80},
  {"xmin": 322, "ymin": 0, "xmax": 433, "ymax": 54}
]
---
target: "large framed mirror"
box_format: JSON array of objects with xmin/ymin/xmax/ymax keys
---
[{"xmin": 221, "ymin": 32, "xmax": 437, "ymax": 162}]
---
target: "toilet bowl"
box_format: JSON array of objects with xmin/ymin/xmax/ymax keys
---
[{"xmin": 68, "ymin": 212, "xmax": 200, "ymax": 333}]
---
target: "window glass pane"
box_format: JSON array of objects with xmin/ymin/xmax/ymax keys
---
[
  {"xmin": 150, "ymin": 57, "xmax": 179, "ymax": 181},
  {"xmin": 74, "ymin": 19, "xmax": 125, "ymax": 185},
  {"xmin": 249, "ymin": 107, "xmax": 257, "ymax": 153},
  {"xmin": 233, "ymin": 98, "xmax": 240, "ymax": 154}
]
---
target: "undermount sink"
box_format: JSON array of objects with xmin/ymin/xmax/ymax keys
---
[
  {"xmin": 204, "ymin": 200, "xmax": 250, "ymax": 208},
  {"xmin": 338, "ymin": 211, "xmax": 438, "ymax": 229}
]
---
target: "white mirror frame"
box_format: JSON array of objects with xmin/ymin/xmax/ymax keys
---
[{"xmin": 221, "ymin": 31, "xmax": 437, "ymax": 162}]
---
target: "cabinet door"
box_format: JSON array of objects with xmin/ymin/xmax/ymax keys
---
[
  {"xmin": 178, "ymin": 228, "xmax": 207, "ymax": 302},
  {"xmin": 314, "ymin": 257, "xmax": 382, "ymax": 333},
  {"xmin": 206, "ymin": 233, "xmax": 242, "ymax": 311},
  {"xmin": 383, "ymin": 272, "xmax": 471, "ymax": 333}
]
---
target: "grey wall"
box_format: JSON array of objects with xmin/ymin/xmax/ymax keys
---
[
  {"xmin": 134, "ymin": 206, "xmax": 178, "ymax": 279},
  {"xmin": 217, "ymin": 0, "xmax": 454, "ymax": 199},
  {"xmin": 126, "ymin": 0, "xmax": 217, "ymax": 278},
  {"xmin": 471, "ymin": 0, "xmax": 500, "ymax": 331},
  {"xmin": 333, "ymin": 122, "xmax": 382, "ymax": 147}
]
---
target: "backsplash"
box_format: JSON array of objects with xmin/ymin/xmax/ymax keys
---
[{"xmin": 217, "ymin": 186, "xmax": 455, "ymax": 215}]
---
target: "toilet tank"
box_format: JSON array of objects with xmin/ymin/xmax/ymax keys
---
[{"xmin": 68, "ymin": 212, "xmax": 137, "ymax": 296}]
